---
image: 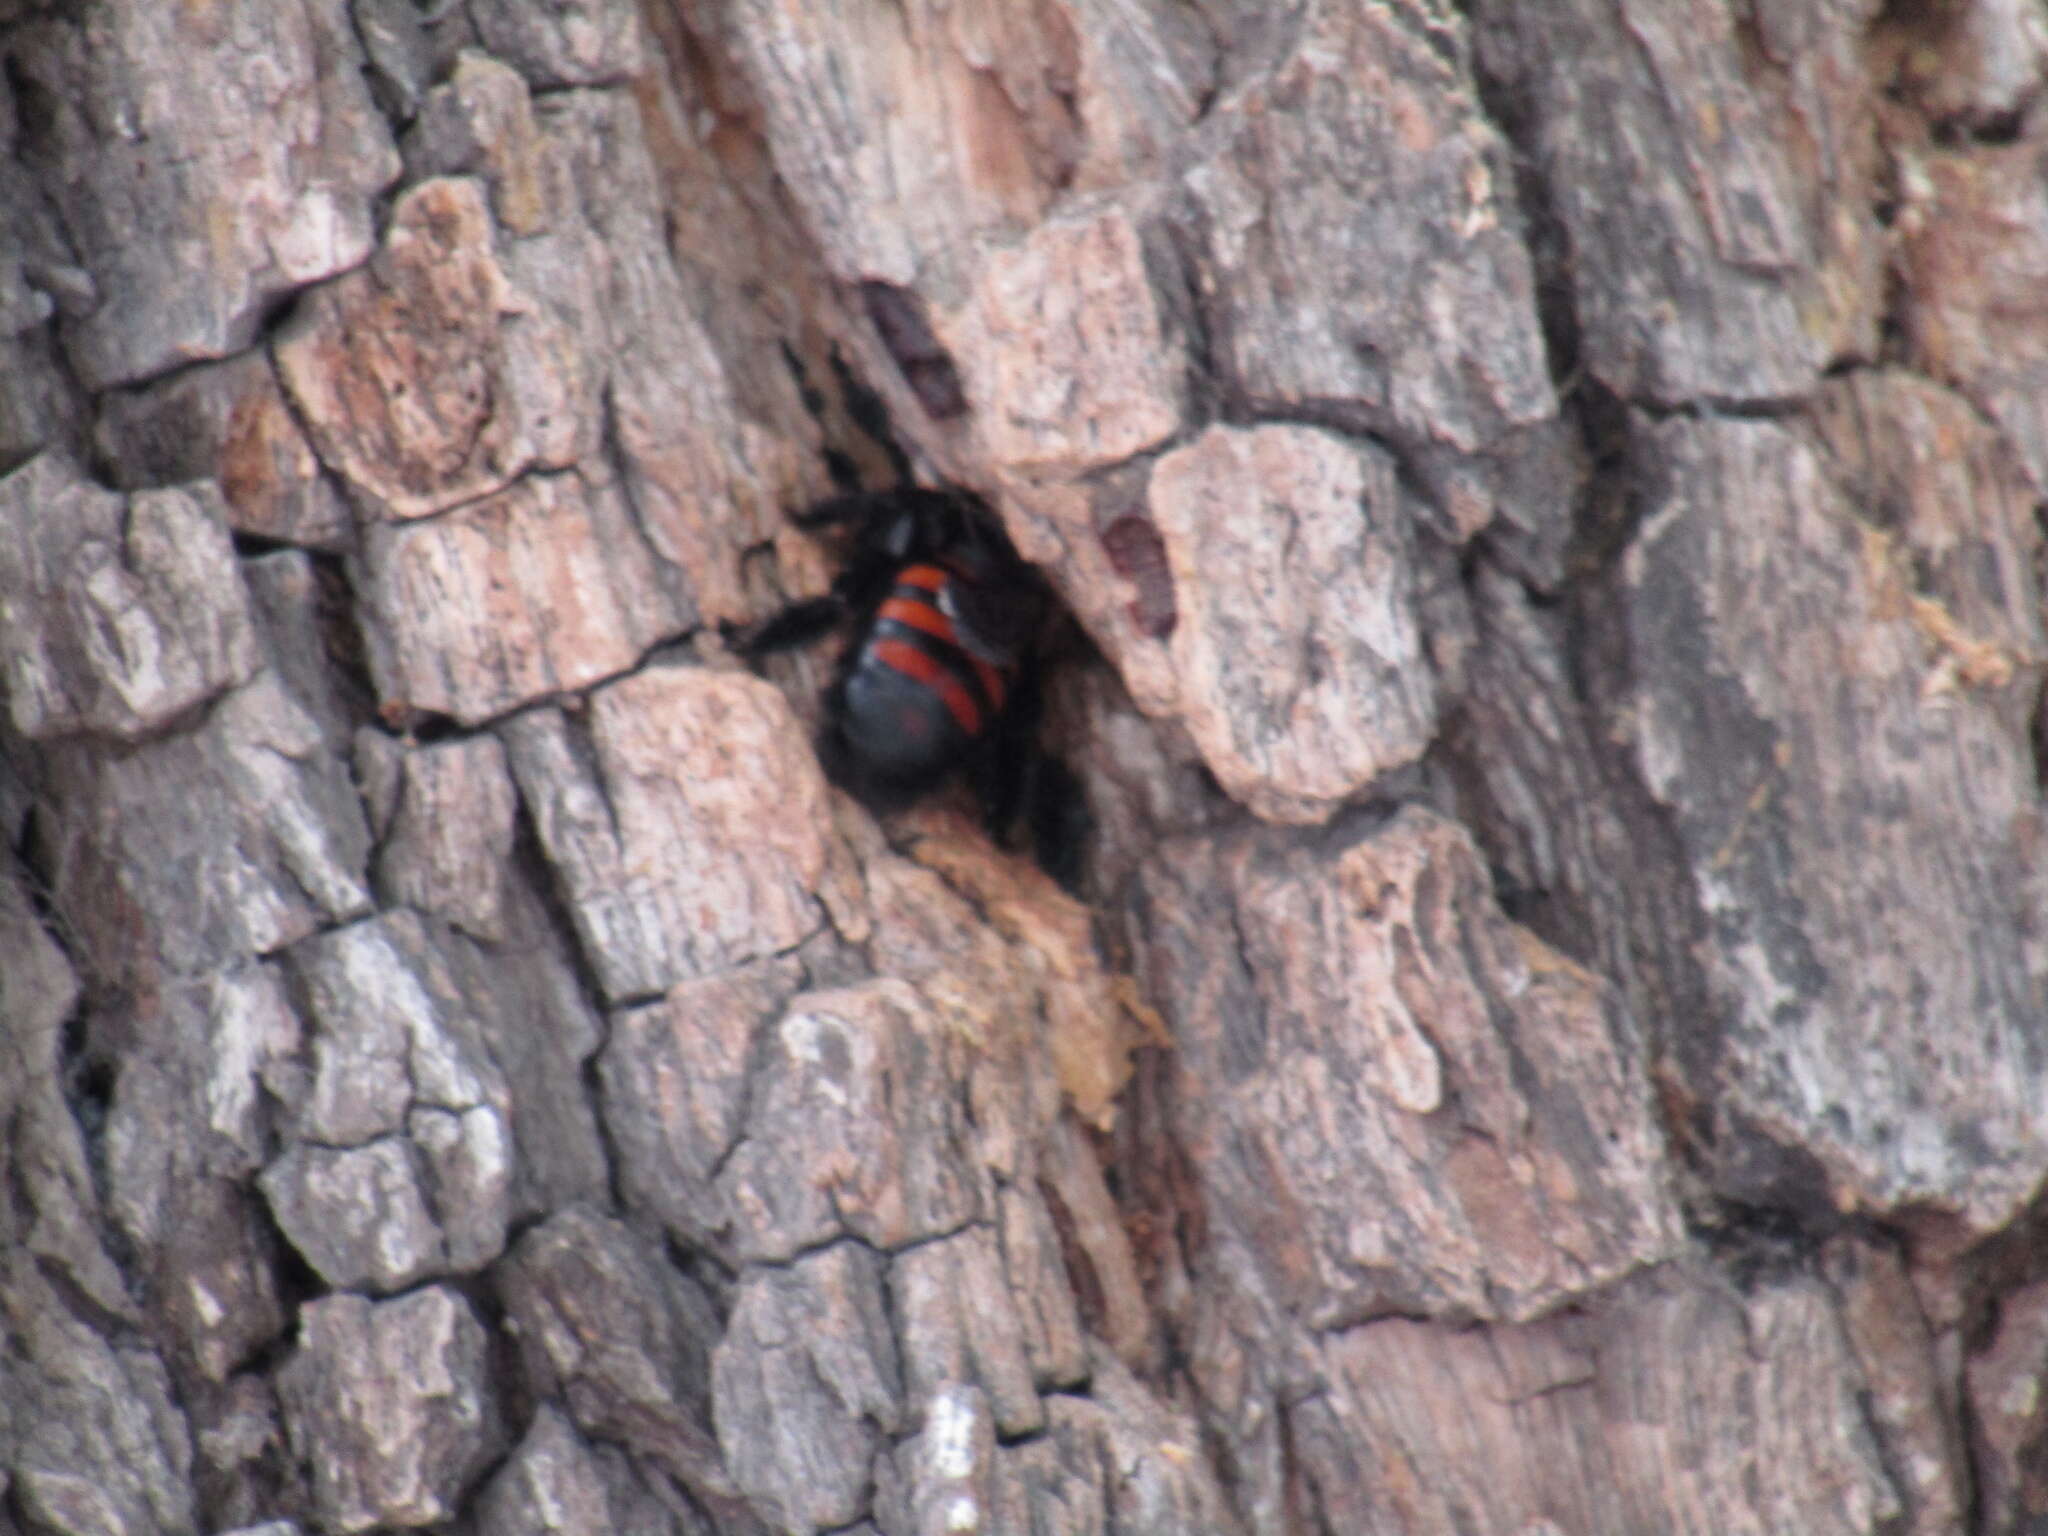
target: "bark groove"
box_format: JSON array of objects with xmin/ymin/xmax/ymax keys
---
[{"xmin": 2, "ymin": 0, "xmax": 2044, "ymax": 1533}]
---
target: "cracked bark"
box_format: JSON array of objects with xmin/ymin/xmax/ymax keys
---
[{"xmin": 2, "ymin": 1, "xmax": 2044, "ymax": 1533}]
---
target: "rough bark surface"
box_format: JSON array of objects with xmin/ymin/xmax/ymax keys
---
[{"xmin": 2, "ymin": 1, "xmax": 2045, "ymax": 1534}]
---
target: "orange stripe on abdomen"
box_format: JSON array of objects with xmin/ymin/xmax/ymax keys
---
[
  {"xmin": 892, "ymin": 566, "xmax": 1011, "ymax": 708},
  {"xmin": 872, "ymin": 638, "xmax": 984, "ymax": 736},
  {"xmin": 877, "ymin": 592, "xmax": 956, "ymax": 643}
]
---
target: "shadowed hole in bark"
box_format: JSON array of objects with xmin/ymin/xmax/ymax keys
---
[
  {"xmin": 488, "ymin": 778, "xmax": 641, "ymax": 1230},
  {"xmin": 1963, "ymin": 108, "xmax": 2025, "ymax": 145},
  {"xmin": 1100, "ymin": 511, "xmax": 1178, "ymax": 640},
  {"xmin": 257, "ymin": 1205, "xmax": 329, "ymax": 1322},
  {"xmin": 1927, "ymin": 105, "xmax": 2028, "ymax": 147},
  {"xmin": 1485, "ymin": 855, "xmax": 1545, "ymax": 930},
  {"xmin": 372, "ymin": 703, "xmax": 463, "ymax": 745},
  {"xmin": 3, "ymin": 51, "xmax": 60, "ymax": 159},
  {"xmin": 58, "ymin": 1004, "xmax": 113, "ymax": 1143},
  {"xmin": 1146, "ymin": 215, "xmax": 1227, "ymax": 423},
  {"xmin": 778, "ymin": 338, "xmax": 827, "ymax": 421},
  {"xmin": 451, "ymin": 1271, "xmax": 532, "ymax": 1446},
  {"xmin": 2030, "ymin": 675, "xmax": 2048, "ymax": 791},
  {"xmin": 9, "ymin": 798, "xmax": 71, "ymax": 955},
  {"xmin": 836, "ymin": 340, "xmax": 915, "ymax": 484},
  {"xmin": 1558, "ymin": 384, "xmax": 1649, "ymax": 579},
  {"xmin": 780, "ymin": 341, "xmax": 857, "ymax": 487},
  {"xmin": 1038, "ymin": 1173, "xmax": 1108, "ymax": 1342},
  {"xmin": 1697, "ymin": 1202, "xmax": 1827, "ymax": 1293},
  {"xmin": 257, "ymin": 284, "xmax": 305, "ymax": 341},
  {"xmin": 1698, "ymin": 1110, "xmax": 1846, "ymax": 1235},
  {"xmin": 283, "ymin": 550, "xmax": 381, "ymax": 732},
  {"xmin": 859, "ymin": 281, "xmax": 968, "ymax": 422},
  {"xmin": 1460, "ymin": 6, "xmax": 1583, "ymax": 392},
  {"xmin": 231, "ymin": 530, "xmax": 301, "ymax": 559}
]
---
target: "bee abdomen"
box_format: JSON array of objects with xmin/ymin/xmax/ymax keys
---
[{"xmin": 866, "ymin": 564, "xmax": 1010, "ymax": 737}]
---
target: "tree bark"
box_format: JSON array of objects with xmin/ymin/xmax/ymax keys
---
[{"xmin": 2, "ymin": 0, "xmax": 2044, "ymax": 1532}]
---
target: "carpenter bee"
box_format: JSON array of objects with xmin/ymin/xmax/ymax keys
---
[{"xmin": 729, "ymin": 485, "xmax": 1087, "ymax": 890}]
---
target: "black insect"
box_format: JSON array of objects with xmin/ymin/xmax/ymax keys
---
[{"xmin": 729, "ymin": 485, "xmax": 1087, "ymax": 890}]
